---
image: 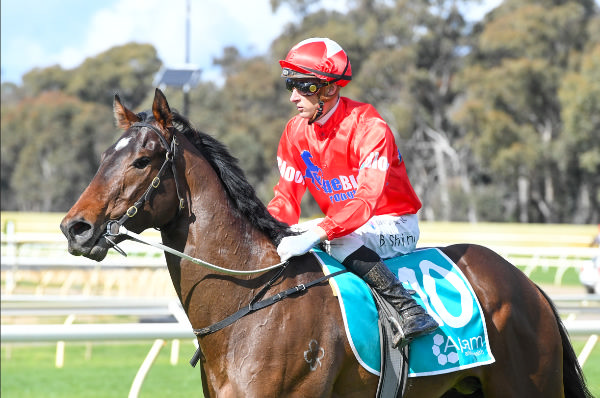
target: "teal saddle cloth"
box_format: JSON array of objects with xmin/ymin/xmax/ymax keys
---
[{"xmin": 312, "ymin": 247, "xmax": 495, "ymax": 377}]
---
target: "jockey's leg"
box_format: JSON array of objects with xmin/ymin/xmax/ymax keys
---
[{"xmin": 342, "ymin": 246, "xmax": 438, "ymax": 341}]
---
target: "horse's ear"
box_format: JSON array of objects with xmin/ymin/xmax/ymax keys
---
[
  {"xmin": 152, "ymin": 88, "xmax": 173, "ymax": 130},
  {"xmin": 113, "ymin": 94, "xmax": 140, "ymax": 130}
]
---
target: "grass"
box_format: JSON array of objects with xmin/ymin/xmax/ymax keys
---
[
  {"xmin": 1, "ymin": 341, "xmax": 204, "ymax": 398},
  {"xmin": 418, "ymin": 221, "xmax": 597, "ymax": 248},
  {"xmin": 572, "ymin": 337, "xmax": 600, "ymax": 396},
  {"xmin": 1, "ymin": 339, "xmax": 598, "ymax": 397},
  {"xmin": 3, "ymin": 212, "xmax": 597, "ymax": 243},
  {"xmin": 520, "ymin": 265, "xmax": 582, "ymax": 286}
]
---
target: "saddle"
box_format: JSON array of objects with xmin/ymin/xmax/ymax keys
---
[{"xmin": 312, "ymin": 247, "xmax": 496, "ymax": 397}]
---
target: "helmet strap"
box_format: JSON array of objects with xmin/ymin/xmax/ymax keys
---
[
  {"xmin": 308, "ymin": 84, "xmax": 339, "ymax": 124},
  {"xmin": 309, "ymin": 100, "xmax": 325, "ymax": 124}
]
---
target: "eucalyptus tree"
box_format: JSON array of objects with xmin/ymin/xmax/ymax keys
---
[
  {"xmin": 1, "ymin": 92, "xmax": 114, "ymax": 211},
  {"xmin": 453, "ymin": 0, "xmax": 596, "ymax": 222},
  {"xmin": 558, "ymin": 42, "xmax": 600, "ymax": 222}
]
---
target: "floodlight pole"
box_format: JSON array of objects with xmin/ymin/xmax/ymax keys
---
[
  {"xmin": 186, "ymin": 0, "xmax": 190, "ymax": 64},
  {"xmin": 184, "ymin": 0, "xmax": 191, "ymax": 115}
]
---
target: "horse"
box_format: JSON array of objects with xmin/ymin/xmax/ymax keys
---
[{"xmin": 60, "ymin": 89, "xmax": 591, "ymax": 397}]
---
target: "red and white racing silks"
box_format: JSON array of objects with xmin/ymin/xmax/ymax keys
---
[{"xmin": 267, "ymin": 96, "xmax": 422, "ymax": 241}]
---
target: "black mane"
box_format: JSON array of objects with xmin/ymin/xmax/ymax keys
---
[{"xmin": 140, "ymin": 111, "xmax": 291, "ymax": 244}]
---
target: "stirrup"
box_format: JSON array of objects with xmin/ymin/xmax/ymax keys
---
[{"xmin": 388, "ymin": 316, "xmax": 411, "ymax": 349}]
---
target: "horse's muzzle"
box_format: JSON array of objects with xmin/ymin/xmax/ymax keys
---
[{"xmin": 60, "ymin": 218, "xmax": 110, "ymax": 261}]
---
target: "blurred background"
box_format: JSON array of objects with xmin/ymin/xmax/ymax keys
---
[{"xmin": 1, "ymin": 0, "xmax": 599, "ymax": 396}]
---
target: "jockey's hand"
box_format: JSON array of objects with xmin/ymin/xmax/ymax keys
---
[{"xmin": 277, "ymin": 228, "xmax": 326, "ymax": 262}]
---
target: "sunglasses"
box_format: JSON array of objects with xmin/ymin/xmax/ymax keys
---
[{"xmin": 285, "ymin": 78, "xmax": 328, "ymax": 96}]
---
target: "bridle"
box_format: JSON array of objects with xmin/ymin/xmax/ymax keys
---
[
  {"xmin": 104, "ymin": 122, "xmax": 185, "ymax": 255},
  {"xmin": 102, "ymin": 122, "xmax": 287, "ymax": 275}
]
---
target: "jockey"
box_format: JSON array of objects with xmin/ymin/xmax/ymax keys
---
[{"xmin": 268, "ymin": 37, "xmax": 438, "ymax": 342}]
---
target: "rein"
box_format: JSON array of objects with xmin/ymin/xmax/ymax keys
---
[{"xmin": 109, "ymin": 224, "xmax": 287, "ymax": 275}]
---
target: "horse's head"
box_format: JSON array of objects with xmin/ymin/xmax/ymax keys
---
[{"xmin": 60, "ymin": 89, "xmax": 182, "ymax": 261}]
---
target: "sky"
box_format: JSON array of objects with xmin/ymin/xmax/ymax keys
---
[{"xmin": 1, "ymin": 0, "xmax": 505, "ymax": 86}]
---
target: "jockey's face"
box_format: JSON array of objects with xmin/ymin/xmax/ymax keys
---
[{"xmin": 287, "ymin": 79, "xmax": 338, "ymax": 121}]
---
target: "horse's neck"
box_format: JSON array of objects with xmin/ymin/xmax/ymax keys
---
[
  {"xmin": 161, "ymin": 148, "xmax": 280, "ymax": 328},
  {"xmin": 182, "ymin": 151, "xmax": 277, "ymax": 267}
]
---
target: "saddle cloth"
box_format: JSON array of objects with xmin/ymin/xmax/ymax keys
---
[{"xmin": 312, "ymin": 247, "xmax": 495, "ymax": 377}]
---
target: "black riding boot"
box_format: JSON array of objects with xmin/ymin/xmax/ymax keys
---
[
  {"xmin": 362, "ymin": 261, "xmax": 438, "ymax": 340},
  {"xmin": 342, "ymin": 247, "xmax": 438, "ymax": 341}
]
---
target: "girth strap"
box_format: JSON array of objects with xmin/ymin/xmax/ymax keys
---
[{"xmin": 189, "ymin": 268, "xmax": 348, "ymax": 367}]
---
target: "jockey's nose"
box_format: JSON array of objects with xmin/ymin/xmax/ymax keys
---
[{"xmin": 290, "ymin": 89, "xmax": 302, "ymax": 102}]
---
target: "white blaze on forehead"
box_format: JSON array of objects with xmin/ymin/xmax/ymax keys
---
[{"xmin": 115, "ymin": 137, "xmax": 132, "ymax": 151}]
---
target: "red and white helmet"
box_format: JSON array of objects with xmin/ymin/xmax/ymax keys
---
[{"xmin": 280, "ymin": 38, "xmax": 352, "ymax": 87}]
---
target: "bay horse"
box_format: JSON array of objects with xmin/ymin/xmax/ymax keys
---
[{"xmin": 60, "ymin": 89, "xmax": 591, "ymax": 397}]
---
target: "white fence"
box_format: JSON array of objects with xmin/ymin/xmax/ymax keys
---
[
  {"xmin": 1, "ymin": 294, "xmax": 598, "ymax": 387},
  {"xmin": 1, "ymin": 295, "xmax": 193, "ymax": 339},
  {"xmin": 2, "ymin": 229, "xmax": 597, "ymax": 270},
  {"xmin": 1, "ymin": 229, "xmax": 172, "ymax": 296},
  {"xmin": 1, "ymin": 228, "xmax": 166, "ymax": 269},
  {"xmin": 2, "ymin": 296, "xmax": 598, "ymax": 340},
  {"xmin": 1, "ymin": 295, "xmax": 195, "ymax": 398}
]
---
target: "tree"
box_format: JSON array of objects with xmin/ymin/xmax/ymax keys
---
[
  {"xmin": 558, "ymin": 43, "xmax": 600, "ymax": 222},
  {"xmin": 3, "ymin": 0, "xmax": 598, "ymax": 223},
  {"xmin": 1, "ymin": 92, "xmax": 115, "ymax": 211},
  {"xmin": 21, "ymin": 65, "xmax": 70, "ymax": 97},
  {"xmin": 65, "ymin": 43, "xmax": 162, "ymax": 109},
  {"xmin": 206, "ymin": 49, "xmax": 291, "ymax": 196},
  {"xmin": 453, "ymin": 0, "xmax": 597, "ymax": 222}
]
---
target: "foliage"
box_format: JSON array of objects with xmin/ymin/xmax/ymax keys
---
[
  {"xmin": 452, "ymin": 0, "xmax": 598, "ymax": 222},
  {"xmin": 65, "ymin": 43, "xmax": 162, "ymax": 109},
  {"xmin": 558, "ymin": 43, "xmax": 600, "ymax": 221},
  {"xmin": 1, "ymin": 92, "xmax": 116, "ymax": 211},
  {"xmin": 1, "ymin": 0, "xmax": 598, "ymax": 224}
]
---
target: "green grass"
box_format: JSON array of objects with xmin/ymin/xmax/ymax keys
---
[
  {"xmin": 518, "ymin": 265, "xmax": 582, "ymax": 286},
  {"xmin": 572, "ymin": 337, "xmax": 600, "ymax": 396},
  {"xmin": 2, "ymin": 339, "xmax": 598, "ymax": 396},
  {"xmin": 1, "ymin": 341, "xmax": 204, "ymax": 398}
]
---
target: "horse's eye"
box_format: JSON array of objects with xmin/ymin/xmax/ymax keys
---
[{"xmin": 132, "ymin": 157, "xmax": 151, "ymax": 169}]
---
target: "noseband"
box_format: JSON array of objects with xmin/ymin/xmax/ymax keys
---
[{"xmin": 104, "ymin": 122, "xmax": 185, "ymax": 254}]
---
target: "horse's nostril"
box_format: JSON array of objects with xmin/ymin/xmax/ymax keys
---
[{"xmin": 68, "ymin": 220, "xmax": 92, "ymax": 240}]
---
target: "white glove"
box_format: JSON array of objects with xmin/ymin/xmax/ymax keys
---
[
  {"xmin": 277, "ymin": 229, "xmax": 322, "ymax": 262},
  {"xmin": 290, "ymin": 218, "xmax": 324, "ymax": 233}
]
